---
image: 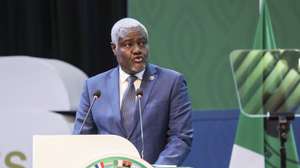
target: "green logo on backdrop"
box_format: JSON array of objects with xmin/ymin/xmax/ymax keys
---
[{"xmin": 2, "ymin": 151, "xmax": 26, "ymax": 168}]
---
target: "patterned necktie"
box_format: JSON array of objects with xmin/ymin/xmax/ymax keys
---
[{"xmin": 121, "ymin": 75, "xmax": 138, "ymax": 135}]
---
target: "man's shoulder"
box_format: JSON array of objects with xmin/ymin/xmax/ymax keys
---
[
  {"xmin": 87, "ymin": 67, "xmax": 117, "ymax": 83},
  {"xmin": 150, "ymin": 64, "xmax": 182, "ymax": 77}
]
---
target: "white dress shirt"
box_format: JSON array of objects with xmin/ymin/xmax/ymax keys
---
[{"xmin": 119, "ymin": 66, "xmax": 144, "ymax": 107}]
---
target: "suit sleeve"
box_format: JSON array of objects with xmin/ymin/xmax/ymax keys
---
[
  {"xmin": 155, "ymin": 74, "xmax": 193, "ymax": 165},
  {"xmin": 73, "ymin": 80, "xmax": 98, "ymax": 134}
]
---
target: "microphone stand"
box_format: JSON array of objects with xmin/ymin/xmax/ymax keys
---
[
  {"xmin": 268, "ymin": 112, "xmax": 295, "ymax": 168},
  {"xmin": 136, "ymin": 89, "xmax": 144, "ymax": 159},
  {"xmin": 78, "ymin": 91, "xmax": 101, "ymax": 134}
]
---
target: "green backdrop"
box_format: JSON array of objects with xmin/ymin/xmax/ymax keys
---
[{"xmin": 128, "ymin": 0, "xmax": 300, "ymax": 110}]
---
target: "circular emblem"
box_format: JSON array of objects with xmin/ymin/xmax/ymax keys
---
[{"xmin": 86, "ymin": 156, "xmax": 150, "ymax": 168}]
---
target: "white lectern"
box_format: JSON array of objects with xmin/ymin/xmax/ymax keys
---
[{"xmin": 33, "ymin": 135, "xmax": 153, "ymax": 168}]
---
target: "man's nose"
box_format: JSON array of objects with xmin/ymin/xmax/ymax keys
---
[{"xmin": 132, "ymin": 44, "xmax": 142, "ymax": 54}]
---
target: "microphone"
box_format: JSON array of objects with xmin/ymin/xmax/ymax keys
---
[
  {"xmin": 78, "ymin": 90, "xmax": 101, "ymax": 134},
  {"xmin": 136, "ymin": 88, "xmax": 143, "ymax": 98},
  {"xmin": 136, "ymin": 88, "xmax": 144, "ymax": 159}
]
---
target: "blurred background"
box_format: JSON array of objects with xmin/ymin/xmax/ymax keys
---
[{"xmin": 1, "ymin": 0, "xmax": 300, "ymax": 167}]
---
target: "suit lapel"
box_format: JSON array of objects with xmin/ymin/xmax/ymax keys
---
[
  {"xmin": 106, "ymin": 67, "xmax": 127, "ymax": 137},
  {"xmin": 140, "ymin": 64, "xmax": 158, "ymax": 112},
  {"xmin": 127, "ymin": 64, "xmax": 158, "ymax": 138}
]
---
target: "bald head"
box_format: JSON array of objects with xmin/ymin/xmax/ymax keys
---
[{"xmin": 111, "ymin": 18, "xmax": 148, "ymax": 44}]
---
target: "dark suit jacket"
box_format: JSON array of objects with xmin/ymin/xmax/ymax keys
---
[{"xmin": 73, "ymin": 64, "xmax": 193, "ymax": 165}]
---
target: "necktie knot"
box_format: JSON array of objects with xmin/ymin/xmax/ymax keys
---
[{"xmin": 127, "ymin": 75, "xmax": 137, "ymax": 84}]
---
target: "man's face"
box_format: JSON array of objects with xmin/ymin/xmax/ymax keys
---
[{"xmin": 111, "ymin": 27, "xmax": 149, "ymax": 75}]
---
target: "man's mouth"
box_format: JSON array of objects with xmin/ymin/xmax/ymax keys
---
[{"xmin": 133, "ymin": 56, "xmax": 144, "ymax": 63}]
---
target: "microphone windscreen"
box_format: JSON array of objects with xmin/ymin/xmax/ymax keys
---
[
  {"xmin": 93, "ymin": 90, "xmax": 101, "ymax": 98},
  {"xmin": 136, "ymin": 88, "xmax": 143, "ymax": 97}
]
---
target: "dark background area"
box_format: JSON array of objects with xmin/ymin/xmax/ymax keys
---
[{"xmin": 0, "ymin": 0, "xmax": 127, "ymax": 76}]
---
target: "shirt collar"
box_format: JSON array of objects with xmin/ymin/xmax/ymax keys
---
[{"xmin": 119, "ymin": 66, "xmax": 145, "ymax": 83}]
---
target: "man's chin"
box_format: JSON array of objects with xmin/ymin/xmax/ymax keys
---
[{"xmin": 132, "ymin": 64, "xmax": 146, "ymax": 73}]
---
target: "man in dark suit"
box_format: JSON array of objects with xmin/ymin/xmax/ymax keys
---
[{"xmin": 73, "ymin": 18, "xmax": 193, "ymax": 166}]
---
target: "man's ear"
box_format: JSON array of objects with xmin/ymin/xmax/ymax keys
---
[{"xmin": 111, "ymin": 42, "xmax": 117, "ymax": 55}]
